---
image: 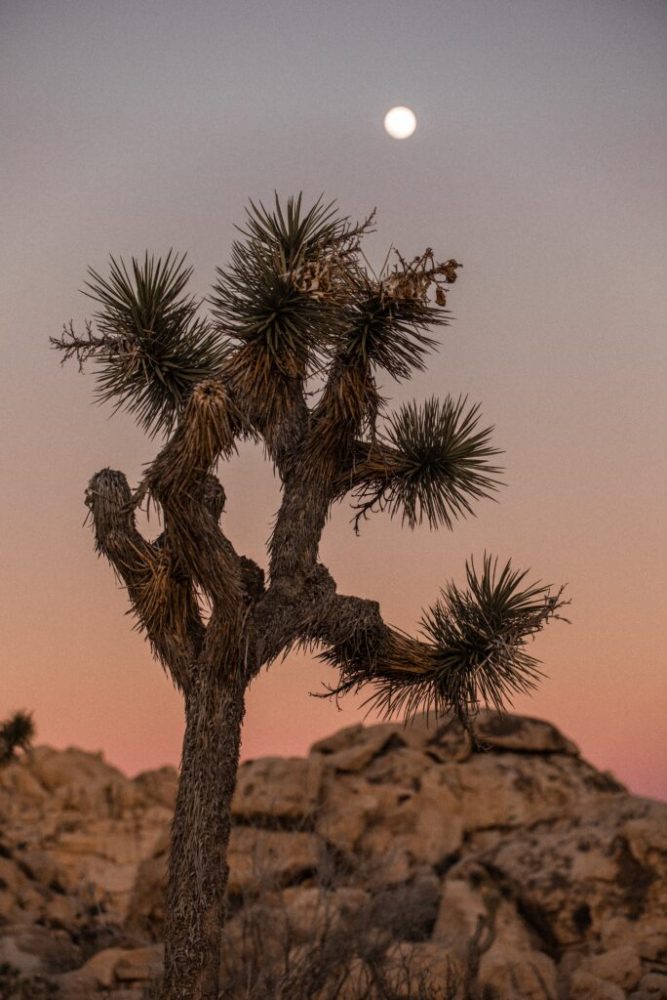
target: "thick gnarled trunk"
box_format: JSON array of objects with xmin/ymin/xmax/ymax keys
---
[{"xmin": 162, "ymin": 665, "xmax": 246, "ymax": 1000}]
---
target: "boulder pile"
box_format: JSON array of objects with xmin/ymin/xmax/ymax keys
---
[{"xmin": 0, "ymin": 713, "xmax": 665, "ymax": 999}]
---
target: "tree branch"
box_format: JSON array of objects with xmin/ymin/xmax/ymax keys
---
[
  {"xmin": 333, "ymin": 395, "xmax": 503, "ymax": 533},
  {"xmin": 268, "ymin": 462, "xmax": 331, "ymax": 581},
  {"xmin": 304, "ymin": 355, "xmax": 382, "ymax": 481},
  {"xmin": 143, "ymin": 381, "xmax": 245, "ymax": 624},
  {"xmin": 51, "ymin": 319, "xmax": 114, "ymax": 371},
  {"xmin": 86, "ymin": 468, "xmax": 204, "ymax": 692},
  {"xmin": 301, "ymin": 557, "xmax": 567, "ymax": 722},
  {"xmin": 305, "ymin": 589, "xmax": 437, "ymax": 693}
]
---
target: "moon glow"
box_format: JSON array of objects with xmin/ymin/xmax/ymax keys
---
[{"xmin": 384, "ymin": 106, "xmax": 417, "ymax": 139}]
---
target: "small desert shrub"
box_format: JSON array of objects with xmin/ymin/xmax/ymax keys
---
[
  {"xmin": 216, "ymin": 842, "xmax": 468, "ymax": 1000},
  {"xmin": 144, "ymin": 846, "xmax": 495, "ymax": 1000},
  {"xmin": 0, "ymin": 712, "xmax": 34, "ymax": 767}
]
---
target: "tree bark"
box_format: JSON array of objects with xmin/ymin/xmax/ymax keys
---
[{"xmin": 161, "ymin": 661, "xmax": 246, "ymax": 1000}]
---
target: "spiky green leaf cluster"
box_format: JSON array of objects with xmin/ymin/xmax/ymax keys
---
[
  {"xmin": 340, "ymin": 293, "xmax": 438, "ymax": 380},
  {"xmin": 315, "ymin": 556, "xmax": 566, "ymax": 722},
  {"xmin": 417, "ymin": 555, "xmax": 565, "ymax": 718},
  {"xmin": 338, "ymin": 255, "xmax": 449, "ymax": 381},
  {"xmin": 211, "ymin": 194, "xmax": 359, "ymax": 376},
  {"xmin": 84, "ymin": 251, "xmax": 228, "ymax": 436},
  {"xmin": 0, "ymin": 710, "xmax": 34, "ymax": 765},
  {"xmin": 352, "ymin": 397, "xmax": 502, "ymax": 529}
]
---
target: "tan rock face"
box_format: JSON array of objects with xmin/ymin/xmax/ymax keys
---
[
  {"xmin": 582, "ymin": 945, "xmax": 643, "ymax": 990},
  {"xmin": 479, "ymin": 948, "xmax": 558, "ymax": 1000},
  {"xmin": 569, "ymin": 968, "xmax": 627, "ymax": 1000},
  {"xmin": 227, "ymin": 827, "xmax": 322, "ymax": 895},
  {"xmin": 280, "ymin": 885, "xmax": 370, "ymax": 944},
  {"xmin": 0, "ymin": 744, "xmax": 176, "ymax": 930},
  {"xmin": 232, "ymin": 754, "xmax": 323, "ymax": 822},
  {"xmin": 55, "ymin": 945, "xmax": 163, "ymax": 998},
  {"xmin": 472, "ymin": 712, "xmax": 580, "ymax": 755},
  {"xmin": 1, "ymin": 711, "xmax": 665, "ymax": 999}
]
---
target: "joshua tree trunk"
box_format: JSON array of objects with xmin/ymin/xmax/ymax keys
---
[{"xmin": 162, "ymin": 664, "xmax": 246, "ymax": 1000}]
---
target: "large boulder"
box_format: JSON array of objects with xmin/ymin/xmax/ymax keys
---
[{"xmin": 1, "ymin": 712, "xmax": 665, "ymax": 999}]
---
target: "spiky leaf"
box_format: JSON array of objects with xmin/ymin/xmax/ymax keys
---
[
  {"xmin": 348, "ymin": 396, "xmax": 502, "ymax": 529},
  {"xmin": 327, "ymin": 556, "xmax": 568, "ymax": 722},
  {"xmin": 211, "ymin": 194, "xmax": 361, "ymax": 375},
  {"xmin": 83, "ymin": 251, "xmax": 228, "ymax": 436},
  {"xmin": 416, "ymin": 555, "xmax": 566, "ymax": 717}
]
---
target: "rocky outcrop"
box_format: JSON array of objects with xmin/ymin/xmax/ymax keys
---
[
  {"xmin": 0, "ymin": 747, "xmax": 175, "ymax": 997},
  {"xmin": 0, "ymin": 714, "xmax": 665, "ymax": 999}
]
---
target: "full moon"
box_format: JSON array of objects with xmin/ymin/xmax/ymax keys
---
[{"xmin": 384, "ymin": 106, "xmax": 417, "ymax": 139}]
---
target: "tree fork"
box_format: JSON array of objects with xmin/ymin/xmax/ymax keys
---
[{"xmin": 86, "ymin": 468, "xmax": 203, "ymax": 692}]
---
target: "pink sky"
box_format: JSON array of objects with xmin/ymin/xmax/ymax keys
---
[{"xmin": 2, "ymin": 1, "xmax": 666, "ymax": 799}]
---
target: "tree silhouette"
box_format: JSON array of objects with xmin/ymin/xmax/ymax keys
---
[
  {"xmin": 52, "ymin": 195, "xmax": 566, "ymax": 999},
  {"xmin": 0, "ymin": 711, "xmax": 34, "ymax": 765}
]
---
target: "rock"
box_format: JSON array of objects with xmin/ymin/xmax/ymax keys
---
[
  {"xmin": 319, "ymin": 728, "xmax": 405, "ymax": 773},
  {"xmin": 44, "ymin": 891, "xmax": 79, "ymax": 928},
  {"xmin": 359, "ymin": 771, "xmax": 464, "ymax": 870},
  {"xmin": 583, "ymin": 945, "xmax": 643, "ymax": 990},
  {"xmin": 569, "ymin": 968, "xmax": 627, "ymax": 1000},
  {"xmin": 315, "ymin": 773, "xmax": 384, "ymax": 853},
  {"xmin": 114, "ymin": 944, "xmax": 163, "ymax": 981},
  {"xmin": 600, "ymin": 915, "xmax": 667, "ymax": 961},
  {"xmin": 280, "ymin": 885, "xmax": 369, "ymax": 943},
  {"xmin": 123, "ymin": 831, "xmax": 169, "ymax": 939},
  {"xmin": 479, "ymin": 948, "xmax": 558, "ymax": 999},
  {"xmin": 1, "ymin": 713, "xmax": 665, "ymax": 997},
  {"xmin": 55, "ymin": 945, "xmax": 163, "ymax": 997},
  {"xmin": 624, "ymin": 812, "xmax": 667, "ymax": 865},
  {"xmin": 227, "ymin": 827, "xmax": 322, "ymax": 895},
  {"xmin": 0, "ymin": 747, "xmax": 173, "ymax": 927},
  {"xmin": 468, "ymin": 795, "xmax": 667, "ymax": 948},
  {"xmin": 370, "ymin": 876, "xmax": 442, "ymax": 941},
  {"xmin": 432, "ymin": 749, "xmax": 623, "ymax": 833},
  {"xmin": 0, "ymin": 923, "xmax": 79, "ymax": 975},
  {"xmin": 472, "ymin": 711, "xmax": 580, "ymax": 755},
  {"xmin": 310, "ymin": 723, "xmax": 365, "ymax": 755},
  {"xmin": 363, "ymin": 745, "xmax": 438, "ymax": 786},
  {"xmin": 58, "ymin": 946, "xmax": 126, "ymax": 989},
  {"xmin": 0, "ymin": 854, "xmax": 36, "ymax": 921},
  {"xmin": 132, "ymin": 766, "xmax": 178, "ymax": 809},
  {"xmin": 312, "ymin": 717, "xmax": 441, "ymax": 760},
  {"xmin": 232, "ymin": 754, "xmax": 323, "ymax": 821},
  {"xmin": 0, "ymin": 932, "xmax": 43, "ymax": 976},
  {"xmin": 638, "ymin": 972, "xmax": 667, "ymax": 996},
  {"xmin": 433, "ymin": 858, "xmax": 546, "ymax": 997}
]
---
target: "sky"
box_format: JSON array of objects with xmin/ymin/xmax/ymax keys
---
[{"xmin": 1, "ymin": 0, "xmax": 666, "ymax": 799}]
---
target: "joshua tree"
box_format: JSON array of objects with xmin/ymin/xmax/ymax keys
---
[
  {"xmin": 0, "ymin": 711, "xmax": 34, "ymax": 766},
  {"xmin": 52, "ymin": 195, "xmax": 565, "ymax": 1000}
]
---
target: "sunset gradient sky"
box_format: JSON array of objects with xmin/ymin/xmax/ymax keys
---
[{"xmin": 2, "ymin": 0, "xmax": 666, "ymax": 798}]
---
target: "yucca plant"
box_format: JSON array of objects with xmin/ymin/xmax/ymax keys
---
[
  {"xmin": 52, "ymin": 194, "xmax": 566, "ymax": 1000},
  {"xmin": 0, "ymin": 711, "xmax": 34, "ymax": 765}
]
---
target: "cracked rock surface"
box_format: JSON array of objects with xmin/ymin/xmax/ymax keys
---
[{"xmin": 0, "ymin": 712, "xmax": 665, "ymax": 999}]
